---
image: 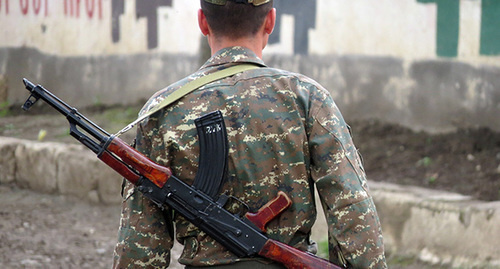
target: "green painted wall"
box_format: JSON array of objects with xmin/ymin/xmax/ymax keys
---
[
  {"xmin": 419, "ymin": 0, "xmax": 500, "ymax": 57},
  {"xmin": 480, "ymin": 0, "xmax": 500, "ymax": 55},
  {"xmin": 417, "ymin": 0, "xmax": 460, "ymax": 57}
]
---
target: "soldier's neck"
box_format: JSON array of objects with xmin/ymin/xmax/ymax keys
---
[{"xmin": 209, "ymin": 35, "xmax": 267, "ymax": 59}]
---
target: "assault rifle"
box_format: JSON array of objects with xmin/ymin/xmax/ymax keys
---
[{"xmin": 21, "ymin": 79, "xmax": 342, "ymax": 269}]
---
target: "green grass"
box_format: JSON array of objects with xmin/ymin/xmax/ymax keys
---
[{"xmin": 0, "ymin": 101, "xmax": 10, "ymax": 117}]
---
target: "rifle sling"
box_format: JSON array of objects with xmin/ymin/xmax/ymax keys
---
[{"xmin": 115, "ymin": 63, "xmax": 260, "ymax": 137}]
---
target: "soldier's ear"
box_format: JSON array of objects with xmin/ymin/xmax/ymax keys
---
[
  {"xmin": 198, "ymin": 9, "xmax": 210, "ymax": 36},
  {"xmin": 264, "ymin": 8, "xmax": 276, "ymax": 35}
]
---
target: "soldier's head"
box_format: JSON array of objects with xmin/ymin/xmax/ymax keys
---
[{"xmin": 200, "ymin": 0, "xmax": 274, "ymax": 40}]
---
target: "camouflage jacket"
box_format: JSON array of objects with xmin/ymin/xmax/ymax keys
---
[{"xmin": 112, "ymin": 46, "xmax": 387, "ymax": 268}]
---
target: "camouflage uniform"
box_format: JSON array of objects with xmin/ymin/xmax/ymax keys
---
[{"xmin": 113, "ymin": 46, "xmax": 387, "ymax": 268}]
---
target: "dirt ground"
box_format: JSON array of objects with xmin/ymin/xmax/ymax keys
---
[
  {"xmin": 0, "ymin": 184, "xmax": 188, "ymax": 269},
  {"xmin": 350, "ymin": 118, "xmax": 500, "ymax": 202},
  {"xmin": 1, "ymin": 104, "xmax": 499, "ymax": 268},
  {"xmin": 0, "ymin": 184, "xmax": 445, "ymax": 269}
]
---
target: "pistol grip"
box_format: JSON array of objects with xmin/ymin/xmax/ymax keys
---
[{"xmin": 245, "ymin": 191, "xmax": 292, "ymax": 232}]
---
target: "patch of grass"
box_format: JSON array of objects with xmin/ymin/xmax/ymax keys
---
[
  {"xmin": 0, "ymin": 123, "xmax": 15, "ymax": 132},
  {"xmin": 0, "ymin": 123, "xmax": 20, "ymax": 137},
  {"xmin": 317, "ymin": 238, "xmax": 329, "ymax": 259},
  {"xmin": 388, "ymin": 255, "xmax": 418, "ymax": 266},
  {"xmin": 427, "ymin": 175, "xmax": 438, "ymax": 184},
  {"xmin": 417, "ymin": 156, "xmax": 432, "ymax": 167},
  {"xmin": 0, "ymin": 101, "xmax": 10, "ymax": 117},
  {"xmin": 55, "ymin": 129, "xmax": 71, "ymax": 138},
  {"xmin": 100, "ymin": 106, "xmax": 139, "ymax": 126}
]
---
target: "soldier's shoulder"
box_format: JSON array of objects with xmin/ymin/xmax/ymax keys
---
[
  {"xmin": 139, "ymin": 76, "xmax": 196, "ymax": 116},
  {"xmin": 264, "ymin": 67, "xmax": 332, "ymax": 102},
  {"xmin": 254, "ymin": 67, "xmax": 328, "ymax": 93}
]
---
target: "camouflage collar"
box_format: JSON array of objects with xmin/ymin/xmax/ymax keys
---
[
  {"xmin": 201, "ymin": 46, "xmax": 266, "ymax": 70},
  {"xmin": 204, "ymin": 0, "xmax": 271, "ymax": 6}
]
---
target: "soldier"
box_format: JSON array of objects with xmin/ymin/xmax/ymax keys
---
[{"xmin": 113, "ymin": 0, "xmax": 387, "ymax": 268}]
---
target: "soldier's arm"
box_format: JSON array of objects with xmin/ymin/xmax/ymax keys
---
[
  {"xmin": 112, "ymin": 122, "xmax": 175, "ymax": 268},
  {"xmin": 308, "ymin": 93, "xmax": 387, "ymax": 269}
]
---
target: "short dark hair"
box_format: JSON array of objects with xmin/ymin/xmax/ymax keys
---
[{"xmin": 200, "ymin": 0, "xmax": 273, "ymax": 39}]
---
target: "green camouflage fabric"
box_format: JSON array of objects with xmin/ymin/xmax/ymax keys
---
[{"xmin": 112, "ymin": 46, "xmax": 387, "ymax": 268}]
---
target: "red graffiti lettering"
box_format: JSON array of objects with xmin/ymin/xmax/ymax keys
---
[
  {"xmin": 16, "ymin": 0, "xmax": 47, "ymax": 16},
  {"xmin": 64, "ymin": 0, "xmax": 70, "ymax": 16},
  {"xmin": 94, "ymin": 0, "xmax": 102, "ymax": 19},
  {"xmin": 20, "ymin": 0, "xmax": 28, "ymax": 14},
  {"xmin": 75, "ymin": 0, "xmax": 81, "ymax": 17},
  {"xmin": 1, "ymin": 0, "xmax": 10, "ymax": 14},
  {"xmin": 32, "ymin": 0, "xmax": 41, "ymax": 14},
  {"xmin": 64, "ymin": 0, "xmax": 79, "ymax": 17},
  {"xmin": 85, "ymin": 0, "xmax": 94, "ymax": 18},
  {"xmin": 98, "ymin": 0, "xmax": 101, "ymax": 18},
  {"xmin": 65, "ymin": 0, "xmax": 100, "ymax": 19}
]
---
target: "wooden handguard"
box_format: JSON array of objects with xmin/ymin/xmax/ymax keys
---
[
  {"xmin": 245, "ymin": 191, "xmax": 292, "ymax": 232},
  {"xmin": 103, "ymin": 137, "xmax": 173, "ymax": 188},
  {"xmin": 98, "ymin": 151, "xmax": 142, "ymax": 185}
]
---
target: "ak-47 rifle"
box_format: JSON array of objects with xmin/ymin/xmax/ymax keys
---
[{"xmin": 21, "ymin": 79, "xmax": 343, "ymax": 269}]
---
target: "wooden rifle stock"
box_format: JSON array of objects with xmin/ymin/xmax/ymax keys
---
[{"xmin": 259, "ymin": 239, "xmax": 343, "ymax": 269}]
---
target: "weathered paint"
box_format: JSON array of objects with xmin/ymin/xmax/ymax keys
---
[
  {"xmin": 417, "ymin": 0, "xmax": 460, "ymax": 57},
  {"xmin": 1, "ymin": 0, "xmax": 498, "ymax": 59},
  {"xmin": 269, "ymin": 0, "xmax": 316, "ymax": 55},
  {"xmin": 417, "ymin": 0, "xmax": 500, "ymax": 58},
  {"xmin": 480, "ymin": 0, "xmax": 500, "ymax": 55},
  {"xmin": 112, "ymin": 0, "xmax": 173, "ymax": 49},
  {"xmin": 1, "ymin": 0, "xmax": 499, "ymax": 132}
]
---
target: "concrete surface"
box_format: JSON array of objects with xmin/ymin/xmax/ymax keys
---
[
  {"xmin": 1, "ymin": 136, "xmax": 499, "ymax": 268},
  {"xmin": 370, "ymin": 181, "xmax": 500, "ymax": 268},
  {"xmin": 3, "ymin": 47, "xmax": 500, "ymax": 133},
  {"xmin": 0, "ymin": 137, "xmax": 122, "ymax": 204}
]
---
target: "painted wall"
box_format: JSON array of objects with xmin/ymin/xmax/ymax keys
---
[{"xmin": 1, "ymin": 0, "xmax": 499, "ymax": 132}]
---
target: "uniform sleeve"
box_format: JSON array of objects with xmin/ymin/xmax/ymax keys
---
[
  {"xmin": 112, "ymin": 120, "xmax": 175, "ymax": 268},
  {"xmin": 308, "ymin": 95, "xmax": 387, "ymax": 269}
]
